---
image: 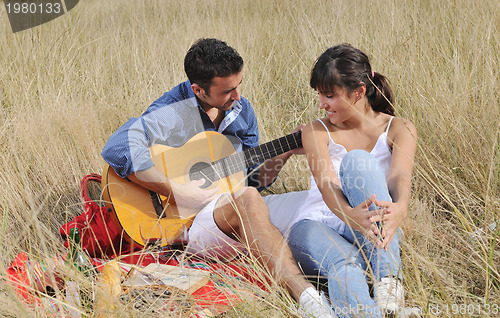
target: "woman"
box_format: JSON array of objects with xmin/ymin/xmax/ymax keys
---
[{"xmin": 287, "ymin": 44, "xmax": 417, "ymax": 317}]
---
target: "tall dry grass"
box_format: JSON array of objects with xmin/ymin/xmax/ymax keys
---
[{"xmin": 0, "ymin": 0, "xmax": 498, "ymax": 316}]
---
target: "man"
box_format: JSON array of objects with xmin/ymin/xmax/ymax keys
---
[{"xmin": 102, "ymin": 38, "xmax": 334, "ymax": 317}]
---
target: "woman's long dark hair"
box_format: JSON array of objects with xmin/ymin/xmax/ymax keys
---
[{"xmin": 310, "ymin": 44, "xmax": 395, "ymax": 116}]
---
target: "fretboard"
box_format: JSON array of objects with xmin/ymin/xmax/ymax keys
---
[{"xmin": 198, "ymin": 131, "xmax": 302, "ymax": 182}]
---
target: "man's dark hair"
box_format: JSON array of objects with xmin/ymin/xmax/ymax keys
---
[{"xmin": 184, "ymin": 38, "xmax": 243, "ymax": 93}]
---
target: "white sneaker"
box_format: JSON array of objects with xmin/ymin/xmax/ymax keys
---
[
  {"xmin": 298, "ymin": 287, "xmax": 335, "ymax": 318},
  {"xmin": 374, "ymin": 277, "xmax": 404, "ymax": 316}
]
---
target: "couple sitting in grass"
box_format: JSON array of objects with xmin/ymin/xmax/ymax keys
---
[{"xmin": 102, "ymin": 38, "xmax": 417, "ymax": 318}]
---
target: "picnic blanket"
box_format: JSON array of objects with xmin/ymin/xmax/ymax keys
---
[
  {"xmin": 6, "ymin": 174, "xmax": 270, "ymax": 316},
  {"xmin": 6, "ymin": 251, "xmax": 269, "ymax": 317}
]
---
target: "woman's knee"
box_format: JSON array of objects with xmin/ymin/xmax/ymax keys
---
[
  {"xmin": 339, "ymin": 150, "xmax": 390, "ymax": 205},
  {"xmin": 340, "ymin": 150, "xmax": 377, "ymax": 176},
  {"xmin": 344, "ymin": 149, "xmax": 373, "ymax": 162}
]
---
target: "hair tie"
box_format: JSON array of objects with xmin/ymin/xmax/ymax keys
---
[{"xmin": 371, "ymin": 70, "xmax": 375, "ymax": 78}]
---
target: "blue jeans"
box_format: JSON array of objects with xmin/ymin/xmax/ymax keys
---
[{"xmin": 287, "ymin": 150, "xmax": 402, "ymax": 317}]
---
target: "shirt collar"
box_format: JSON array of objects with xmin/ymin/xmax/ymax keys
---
[
  {"xmin": 185, "ymin": 79, "xmax": 242, "ymax": 115},
  {"xmin": 183, "ymin": 80, "xmax": 199, "ymax": 108}
]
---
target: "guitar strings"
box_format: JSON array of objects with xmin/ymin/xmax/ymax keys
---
[{"xmin": 188, "ymin": 133, "xmax": 302, "ymax": 183}]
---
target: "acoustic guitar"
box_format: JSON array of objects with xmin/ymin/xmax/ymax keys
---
[{"xmin": 101, "ymin": 130, "xmax": 302, "ymax": 247}]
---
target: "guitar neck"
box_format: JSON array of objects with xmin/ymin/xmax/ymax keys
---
[
  {"xmin": 212, "ymin": 131, "xmax": 302, "ymax": 177},
  {"xmin": 244, "ymin": 131, "xmax": 302, "ymax": 167}
]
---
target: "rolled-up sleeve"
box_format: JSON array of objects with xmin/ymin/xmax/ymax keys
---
[
  {"xmin": 101, "ymin": 90, "xmax": 202, "ymax": 178},
  {"xmin": 101, "ymin": 117, "xmax": 154, "ymax": 178}
]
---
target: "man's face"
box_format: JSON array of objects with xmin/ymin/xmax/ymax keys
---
[{"xmin": 193, "ymin": 72, "xmax": 242, "ymax": 112}]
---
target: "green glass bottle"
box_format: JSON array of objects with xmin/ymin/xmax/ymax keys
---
[
  {"xmin": 66, "ymin": 227, "xmax": 96, "ymax": 311},
  {"xmin": 66, "ymin": 227, "xmax": 96, "ymax": 277}
]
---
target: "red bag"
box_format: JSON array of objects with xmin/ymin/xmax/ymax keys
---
[{"xmin": 59, "ymin": 174, "xmax": 132, "ymax": 258}]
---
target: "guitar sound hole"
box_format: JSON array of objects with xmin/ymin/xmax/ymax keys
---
[{"xmin": 189, "ymin": 162, "xmax": 215, "ymax": 189}]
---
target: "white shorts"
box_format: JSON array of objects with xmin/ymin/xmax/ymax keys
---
[
  {"xmin": 186, "ymin": 190, "xmax": 309, "ymax": 261},
  {"xmin": 186, "ymin": 193, "xmax": 245, "ymax": 261}
]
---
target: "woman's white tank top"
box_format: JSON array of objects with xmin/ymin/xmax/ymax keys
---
[{"xmin": 299, "ymin": 117, "xmax": 395, "ymax": 233}]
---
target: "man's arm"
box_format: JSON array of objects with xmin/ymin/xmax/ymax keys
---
[
  {"xmin": 101, "ymin": 117, "xmax": 155, "ymax": 179},
  {"xmin": 128, "ymin": 167, "xmax": 219, "ymax": 210}
]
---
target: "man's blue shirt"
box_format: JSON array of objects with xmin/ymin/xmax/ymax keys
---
[{"xmin": 101, "ymin": 80, "xmax": 264, "ymax": 188}]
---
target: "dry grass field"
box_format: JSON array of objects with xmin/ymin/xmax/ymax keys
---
[{"xmin": 0, "ymin": 0, "xmax": 498, "ymax": 316}]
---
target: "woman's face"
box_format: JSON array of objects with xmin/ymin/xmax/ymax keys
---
[{"xmin": 317, "ymin": 86, "xmax": 357, "ymax": 124}]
